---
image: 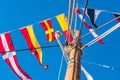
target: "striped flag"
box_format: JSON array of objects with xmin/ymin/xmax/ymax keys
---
[
  {"xmin": 40, "ymin": 19, "xmax": 56, "ymax": 42},
  {"xmin": 56, "ymin": 14, "xmax": 73, "ymax": 43},
  {"xmin": 114, "ymin": 13, "xmax": 120, "ymax": 22},
  {"xmin": 74, "ymin": 8, "xmax": 104, "ymax": 44},
  {"xmin": 0, "ymin": 32, "xmax": 31, "ymax": 80},
  {"xmin": 85, "ymin": 8, "xmax": 101, "ymax": 28},
  {"xmin": 20, "ymin": 25, "xmax": 43, "ymax": 66}
]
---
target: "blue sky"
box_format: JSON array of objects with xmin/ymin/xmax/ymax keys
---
[{"xmin": 0, "ymin": 0, "xmax": 120, "ymax": 80}]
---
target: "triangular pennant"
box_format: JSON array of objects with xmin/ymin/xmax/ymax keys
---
[{"xmin": 85, "ymin": 8, "xmax": 102, "ymax": 28}]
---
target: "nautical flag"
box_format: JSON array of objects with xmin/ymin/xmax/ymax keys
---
[
  {"xmin": 85, "ymin": 8, "xmax": 101, "ymax": 28},
  {"xmin": 40, "ymin": 19, "xmax": 56, "ymax": 42},
  {"xmin": 114, "ymin": 13, "xmax": 120, "ymax": 22},
  {"xmin": 20, "ymin": 25, "xmax": 43, "ymax": 65},
  {"xmin": 56, "ymin": 14, "xmax": 73, "ymax": 43},
  {"xmin": 74, "ymin": 8, "xmax": 104, "ymax": 44},
  {"xmin": 0, "ymin": 32, "xmax": 31, "ymax": 80}
]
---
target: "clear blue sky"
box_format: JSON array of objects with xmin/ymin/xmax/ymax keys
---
[{"xmin": 0, "ymin": 0, "xmax": 120, "ymax": 80}]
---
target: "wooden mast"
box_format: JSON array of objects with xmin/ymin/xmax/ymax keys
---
[
  {"xmin": 65, "ymin": 0, "xmax": 81, "ymax": 79},
  {"xmin": 65, "ymin": 30, "xmax": 82, "ymax": 80},
  {"xmin": 65, "ymin": 0, "xmax": 88, "ymax": 79}
]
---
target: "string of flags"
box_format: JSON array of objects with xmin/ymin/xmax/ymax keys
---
[{"xmin": 0, "ymin": 6, "xmax": 120, "ymax": 79}]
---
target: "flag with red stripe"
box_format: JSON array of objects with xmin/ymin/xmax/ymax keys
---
[
  {"xmin": 0, "ymin": 32, "xmax": 31, "ymax": 80},
  {"xmin": 20, "ymin": 25, "xmax": 48, "ymax": 69},
  {"xmin": 74, "ymin": 8, "xmax": 104, "ymax": 44},
  {"xmin": 40, "ymin": 19, "xmax": 56, "ymax": 42},
  {"xmin": 56, "ymin": 14, "xmax": 73, "ymax": 43}
]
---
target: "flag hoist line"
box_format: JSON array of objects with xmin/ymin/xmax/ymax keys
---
[
  {"xmin": 0, "ymin": 32, "xmax": 31, "ymax": 80},
  {"xmin": 0, "ymin": 15, "xmax": 119, "ymax": 54},
  {"xmin": 0, "ymin": 12, "xmax": 119, "ymax": 54}
]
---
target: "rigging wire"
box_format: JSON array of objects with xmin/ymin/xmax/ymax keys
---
[
  {"xmin": 0, "ymin": 44, "xmax": 61, "ymax": 53},
  {"xmin": 57, "ymin": 56, "xmax": 64, "ymax": 80},
  {"xmin": 82, "ymin": 60, "xmax": 120, "ymax": 72},
  {"xmin": 67, "ymin": 0, "xmax": 73, "ymax": 28},
  {"xmin": 79, "ymin": 0, "xmax": 88, "ymax": 32},
  {"xmin": 74, "ymin": 3, "xmax": 78, "ymax": 31},
  {"xmin": 70, "ymin": 0, "xmax": 77, "ymax": 29},
  {"xmin": 67, "ymin": 0, "xmax": 76, "ymax": 43}
]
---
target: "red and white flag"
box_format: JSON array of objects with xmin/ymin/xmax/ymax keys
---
[
  {"xmin": 74, "ymin": 8, "xmax": 104, "ymax": 44},
  {"xmin": 0, "ymin": 32, "xmax": 31, "ymax": 80}
]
